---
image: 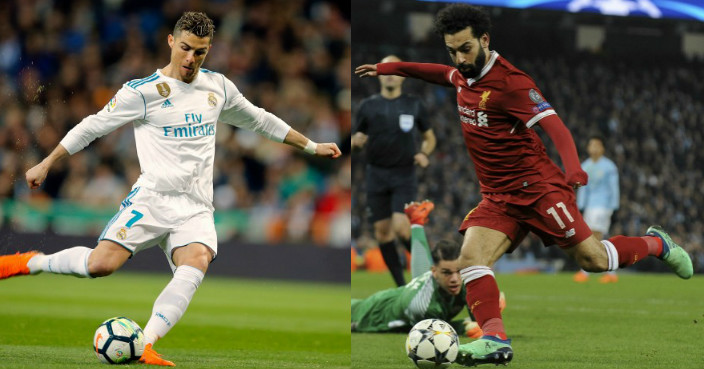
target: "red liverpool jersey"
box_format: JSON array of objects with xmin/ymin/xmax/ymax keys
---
[{"xmin": 377, "ymin": 52, "xmax": 565, "ymax": 193}]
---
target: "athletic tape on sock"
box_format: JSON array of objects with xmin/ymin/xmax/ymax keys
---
[
  {"xmin": 173, "ymin": 265, "xmax": 205, "ymax": 288},
  {"xmin": 460, "ymin": 265, "xmax": 495, "ymax": 285},
  {"xmin": 601, "ymin": 240, "xmax": 619, "ymax": 271}
]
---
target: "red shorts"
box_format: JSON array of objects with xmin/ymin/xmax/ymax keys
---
[{"xmin": 459, "ymin": 179, "xmax": 592, "ymax": 251}]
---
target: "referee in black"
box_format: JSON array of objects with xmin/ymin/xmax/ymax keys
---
[{"xmin": 352, "ymin": 55, "xmax": 436, "ymax": 286}]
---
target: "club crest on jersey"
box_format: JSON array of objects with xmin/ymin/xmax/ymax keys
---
[
  {"xmin": 156, "ymin": 82, "xmax": 171, "ymax": 98},
  {"xmin": 528, "ymin": 89, "xmax": 544, "ymax": 103},
  {"xmin": 116, "ymin": 227, "xmax": 127, "ymax": 240},
  {"xmin": 208, "ymin": 92, "xmax": 217, "ymax": 107},
  {"xmin": 106, "ymin": 96, "xmax": 117, "ymax": 112},
  {"xmin": 399, "ymin": 114, "xmax": 414, "ymax": 132},
  {"xmin": 479, "ymin": 90, "xmax": 491, "ymax": 109}
]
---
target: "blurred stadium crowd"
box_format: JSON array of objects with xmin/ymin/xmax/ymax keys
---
[
  {"xmin": 0, "ymin": 0, "xmax": 350, "ymax": 248},
  {"xmin": 353, "ymin": 51, "xmax": 704, "ymax": 273}
]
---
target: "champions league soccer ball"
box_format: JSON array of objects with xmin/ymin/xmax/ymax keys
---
[
  {"xmin": 93, "ymin": 317, "xmax": 145, "ymax": 364},
  {"xmin": 405, "ymin": 319, "xmax": 459, "ymax": 369}
]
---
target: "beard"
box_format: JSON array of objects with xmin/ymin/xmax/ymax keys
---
[{"xmin": 457, "ymin": 47, "xmax": 487, "ymax": 79}]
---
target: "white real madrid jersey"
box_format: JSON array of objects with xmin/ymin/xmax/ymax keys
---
[{"xmin": 60, "ymin": 68, "xmax": 291, "ymax": 209}]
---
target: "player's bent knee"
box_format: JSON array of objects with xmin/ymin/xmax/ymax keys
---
[
  {"xmin": 172, "ymin": 244, "xmax": 213, "ymax": 273},
  {"xmin": 88, "ymin": 241, "xmax": 131, "ymax": 277}
]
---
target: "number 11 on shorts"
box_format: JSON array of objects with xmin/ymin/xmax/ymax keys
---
[{"xmin": 546, "ymin": 202, "xmax": 574, "ymax": 229}]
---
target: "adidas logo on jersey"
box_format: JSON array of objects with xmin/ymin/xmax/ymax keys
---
[{"xmin": 161, "ymin": 99, "xmax": 174, "ymax": 109}]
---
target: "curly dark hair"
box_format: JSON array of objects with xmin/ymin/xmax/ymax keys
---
[
  {"xmin": 174, "ymin": 11, "xmax": 215, "ymax": 40},
  {"xmin": 431, "ymin": 239, "xmax": 461, "ymax": 265},
  {"xmin": 434, "ymin": 4, "xmax": 491, "ymax": 38}
]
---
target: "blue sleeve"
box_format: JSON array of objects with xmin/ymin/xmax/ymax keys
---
[
  {"xmin": 577, "ymin": 185, "xmax": 587, "ymax": 210},
  {"xmin": 576, "ymin": 160, "xmax": 588, "ymax": 210},
  {"xmin": 609, "ymin": 163, "xmax": 620, "ymax": 210}
]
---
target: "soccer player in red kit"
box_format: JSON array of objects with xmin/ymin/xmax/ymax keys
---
[{"xmin": 355, "ymin": 4, "xmax": 693, "ymax": 367}]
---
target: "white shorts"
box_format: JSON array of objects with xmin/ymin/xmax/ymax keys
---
[
  {"xmin": 99, "ymin": 186, "xmax": 218, "ymax": 270},
  {"xmin": 583, "ymin": 207, "xmax": 613, "ymax": 235}
]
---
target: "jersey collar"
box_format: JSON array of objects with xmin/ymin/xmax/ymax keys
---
[
  {"xmin": 156, "ymin": 68, "xmax": 199, "ymax": 88},
  {"xmin": 466, "ymin": 50, "xmax": 499, "ymax": 86}
]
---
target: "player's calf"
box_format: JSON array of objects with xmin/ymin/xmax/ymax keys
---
[
  {"xmin": 567, "ymin": 236, "xmax": 611, "ymax": 272},
  {"xmin": 86, "ymin": 241, "xmax": 133, "ymax": 277}
]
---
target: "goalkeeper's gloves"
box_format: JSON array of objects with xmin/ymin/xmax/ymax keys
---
[{"xmin": 463, "ymin": 318, "xmax": 483, "ymax": 339}]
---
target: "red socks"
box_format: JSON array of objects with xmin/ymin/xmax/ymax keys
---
[
  {"xmin": 608, "ymin": 235, "xmax": 663, "ymax": 268},
  {"xmin": 465, "ymin": 274, "xmax": 506, "ymax": 340}
]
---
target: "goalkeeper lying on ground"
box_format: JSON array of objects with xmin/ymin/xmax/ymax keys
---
[{"xmin": 351, "ymin": 200, "xmax": 505, "ymax": 338}]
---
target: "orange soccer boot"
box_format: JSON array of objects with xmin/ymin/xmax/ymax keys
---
[
  {"xmin": 598, "ymin": 273, "xmax": 619, "ymax": 284},
  {"xmin": 404, "ymin": 200, "xmax": 435, "ymax": 225},
  {"xmin": 0, "ymin": 251, "xmax": 39, "ymax": 280},
  {"xmin": 139, "ymin": 343, "xmax": 175, "ymax": 366},
  {"xmin": 573, "ymin": 270, "xmax": 589, "ymax": 283}
]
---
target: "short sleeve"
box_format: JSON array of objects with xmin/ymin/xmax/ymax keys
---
[
  {"xmin": 353, "ymin": 99, "xmax": 369, "ymax": 134},
  {"xmin": 500, "ymin": 73, "xmax": 556, "ymax": 129}
]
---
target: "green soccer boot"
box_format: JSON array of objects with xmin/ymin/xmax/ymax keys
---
[
  {"xmin": 455, "ymin": 335, "xmax": 513, "ymax": 367},
  {"xmin": 646, "ymin": 226, "xmax": 693, "ymax": 279}
]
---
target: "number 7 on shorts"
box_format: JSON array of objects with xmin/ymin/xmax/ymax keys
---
[{"xmin": 126, "ymin": 210, "xmax": 143, "ymax": 228}]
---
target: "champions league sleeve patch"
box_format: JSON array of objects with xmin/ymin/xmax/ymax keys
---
[
  {"xmin": 529, "ymin": 89, "xmax": 552, "ymax": 113},
  {"xmin": 528, "ymin": 89, "xmax": 544, "ymax": 103}
]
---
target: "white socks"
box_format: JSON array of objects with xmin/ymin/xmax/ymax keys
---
[
  {"xmin": 143, "ymin": 265, "xmax": 204, "ymax": 345},
  {"xmin": 601, "ymin": 240, "xmax": 619, "ymax": 271},
  {"xmin": 26, "ymin": 246, "xmax": 92, "ymax": 278},
  {"xmin": 27, "ymin": 249, "xmax": 205, "ymax": 345}
]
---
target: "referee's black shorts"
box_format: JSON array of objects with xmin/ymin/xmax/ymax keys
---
[{"xmin": 365, "ymin": 164, "xmax": 417, "ymax": 223}]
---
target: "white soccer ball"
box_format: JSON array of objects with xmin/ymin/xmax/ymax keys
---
[
  {"xmin": 93, "ymin": 317, "xmax": 145, "ymax": 364},
  {"xmin": 405, "ymin": 318, "xmax": 459, "ymax": 369}
]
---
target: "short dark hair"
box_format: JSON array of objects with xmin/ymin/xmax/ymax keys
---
[
  {"xmin": 589, "ymin": 134, "xmax": 605, "ymax": 144},
  {"xmin": 174, "ymin": 11, "xmax": 215, "ymax": 41},
  {"xmin": 434, "ymin": 4, "xmax": 491, "ymax": 38},
  {"xmin": 431, "ymin": 239, "xmax": 461, "ymax": 265}
]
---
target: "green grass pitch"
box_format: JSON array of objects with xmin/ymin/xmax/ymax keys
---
[
  {"xmin": 352, "ymin": 271, "xmax": 704, "ymax": 369},
  {"xmin": 0, "ymin": 272, "xmax": 350, "ymax": 368}
]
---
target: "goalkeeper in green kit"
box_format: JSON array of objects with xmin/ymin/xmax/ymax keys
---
[{"xmin": 352, "ymin": 201, "xmax": 505, "ymax": 337}]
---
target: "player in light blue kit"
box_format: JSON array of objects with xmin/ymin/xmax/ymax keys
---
[
  {"xmin": 573, "ymin": 136, "xmax": 620, "ymax": 283},
  {"xmin": 0, "ymin": 11, "xmax": 341, "ymax": 366}
]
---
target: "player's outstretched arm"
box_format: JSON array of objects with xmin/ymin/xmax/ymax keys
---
[
  {"xmin": 283, "ymin": 128, "xmax": 342, "ymax": 159},
  {"xmin": 26, "ymin": 144, "xmax": 69, "ymax": 189},
  {"xmin": 359, "ymin": 62, "xmax": 454, "ymax": 87}
]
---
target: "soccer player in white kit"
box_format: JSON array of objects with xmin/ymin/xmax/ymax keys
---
[{"xmin": 0, "ymin": 12, "xmax": 341, "ymax": 366}]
